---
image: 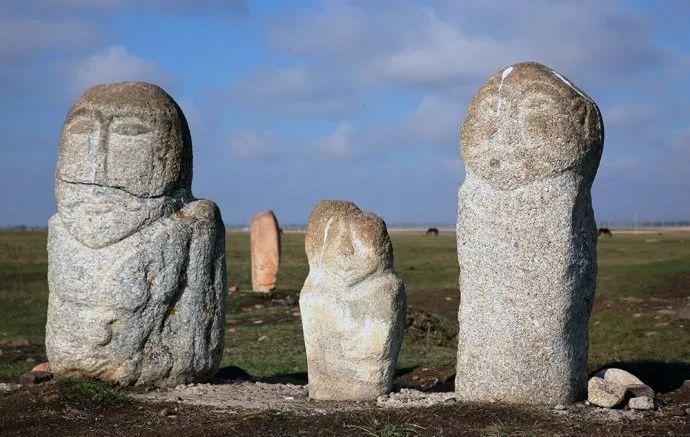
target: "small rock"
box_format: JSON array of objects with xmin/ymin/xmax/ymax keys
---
[
  {"xmin": 42, "ymin": 394, "xmax": 59, "ymax": 403},
  {"xmin": 595, "ymin": 368, "xmax": 645, "ymax": 388},
  {"xmin": 8, "ymin": 339, "xmax": 29, "ymax": 348},
  {"xmin": 554, "ymin": 404, "xmax": 565, "ymax": 410},
  {"xmin": 626, "ymin": 384, "xmax": 654, "ymax": 398},
  {"xmin": 253, "ymin": 304, "xmax": 264, "ymax": 309},
  {"xmin": 19, "ymin": 371, "xmax": 53, "ymax": 385},
  {"xmin": 253, "ymin": 320, "xmax": 263, "ymax": 324},
  {"xmin": 228, "ymin": 284, "xmax": 239, "ymax": 293},
  {"xmin": 588, "ymin": 376, "xmax": 626, "ymax": 408},
  {"xmin": 257, "ymin": 335, "xmax": 268, "ymax": 342},
  {"xmin": 25, "ymin": 357, "xmax": 35, "ymax": 363},
  {"xmin": 0, "ymin": 383, "xmax": 21, "ymax": 394},
  {"xmin": 628, "ymin": 396, "xmax": 654, "ymax": 410},
  {"xmin": 656, "ymin": 309, "xmax": 676, "ymax": 316},
  {"xmin": 159, "ymin": 407, "xmax": 174, "ymax": 417},
  {"xmin": 682, "ymin": 379, "xmax": 690, "ymax": 390},
  {"xmin": 685, "ymin": 407, "xmax": 690, "ymax": 416},
  {"xmin": 645, "ymin": 331, "xmax": 659, "ymax": 336},
  {"xmin": 632, "ymin": 313, "xmax": 643, "ymax": 318},
  {"xmin": 227, "ymin": 327, "xmax": 238, "ymax": 333},
  {"xmin": 64, "ymin": 406, "xmax": 89, "ymax": 419},
  {"xmin": 31, "ymin": 362, "xmax": 51, "ymax": 372}
]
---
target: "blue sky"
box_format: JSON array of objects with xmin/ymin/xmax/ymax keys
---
[{"xmin": 2, "ymin": 0, "xmax": 689, "ymax": 226}]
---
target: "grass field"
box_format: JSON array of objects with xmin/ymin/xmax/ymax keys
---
[{"xmin": 1, "ymin": 230, "xmax": 690, "ymax": 391}]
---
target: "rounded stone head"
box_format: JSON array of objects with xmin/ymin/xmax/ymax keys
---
[
  {"xmin": 305, "ymin": 201, "xmax": 393, "ymax": 286},
  {"xmin": 55, "ymin": 82, "xmax": 193, "ymax": 248},
  {"xmin": 460, "ymin": 62, "xmax": 604, "ymax": 189}
]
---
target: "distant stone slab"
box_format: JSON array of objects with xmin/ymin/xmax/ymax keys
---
[
  {"xmin": 300, "ymin": 201, "xmax": 406, "ymax": 400},
  {"xmin": 250, "ymin": 210, "xmax": 281, "ymax": 292},
  {"xmin": 456, "ymin": 62, "xmax": 604, "ymax": 404},
  {"xmin": 46, "ymin": 82, "xmax": 226, "ymax": 387}
]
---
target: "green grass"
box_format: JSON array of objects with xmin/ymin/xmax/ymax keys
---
[
  {"xmin": 1, "ymin": 230, "xmax": 690, "ymax": 386},
  {"xmin": 56, "ymin": 376, "xmax": 133, "ymax": 405}
]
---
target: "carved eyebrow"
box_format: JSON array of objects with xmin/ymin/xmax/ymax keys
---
[
  {"xmin": 109, "ymin": 117, "xmax": 152, "ymax": 135},
  {"xmin": 65, "ymin": 108, "xmax": 103, "ymax": 126}
]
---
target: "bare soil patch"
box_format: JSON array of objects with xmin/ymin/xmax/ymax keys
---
[
  {"xmin": 395, "ymin": 364, "xmax": 456, "ymax": 393},
  {"xmin": 406, "ymin": 288, "xmax": 459, "ymax": 322},
  {"xmin": 1, "ymin": 379, "xmax": 689, "ymax": 436}
]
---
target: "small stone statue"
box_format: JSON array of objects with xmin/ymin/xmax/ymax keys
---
[{"xmin": 300, "ymin": 200, "xmax": 406, "ymax": 400}]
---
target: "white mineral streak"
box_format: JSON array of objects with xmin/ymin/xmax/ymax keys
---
[
  {"xmin": 320, "ymin": 216, "xmax": 334, "ymax": 262},
  {"xmin": 495, "ymin": 65, "xmax": 513, "ymax": 115}
]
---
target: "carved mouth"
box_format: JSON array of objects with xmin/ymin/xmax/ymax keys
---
[{"xmin": 82, "ymin": 202, "xmax": 118, "ymax": 213}]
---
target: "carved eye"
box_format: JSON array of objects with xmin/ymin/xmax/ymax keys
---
[
  {"xmin": 111, "ymin": 123, "xmax": 151, "ymax": 136},
  {"xmin": 67, "ymin": 118, "xmax": 96, "ymax": 135}
]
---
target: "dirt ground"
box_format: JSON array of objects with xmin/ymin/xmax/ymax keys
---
[{"xmin": 1, "ymin": 377, "xmax": 689, "ymax": 437}]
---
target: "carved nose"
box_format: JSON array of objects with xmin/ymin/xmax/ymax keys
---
[
  {"xmin": 90, "ymin": 129, "xmax": 108, "ymax": 185},
  {"xmin": 338, "ymin": 232, "xmax": 354, "ymax": 256}
]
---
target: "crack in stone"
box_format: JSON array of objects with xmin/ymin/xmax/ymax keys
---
[{"xmin": 56, "ymin": 177, "xmax": 169, "ymax": 200}]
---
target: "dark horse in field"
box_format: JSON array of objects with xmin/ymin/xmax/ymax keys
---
[
  {"xmin": 426, "ymin": 228, "xmax": 439, "ymax": 236},
  {"xmin": 598, "ymin": 228, "xmax": 613, "ymax": 238}
]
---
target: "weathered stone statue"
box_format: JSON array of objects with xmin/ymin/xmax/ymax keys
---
[
  {"xmin": 299, "ymin": 201, "xmax": 406, "ymax": 400},
  {"xmin": 46, "ymin": 82, "xmax": 226, "ymax": 387},
  {"xmin": 456, "ymin": 62, "xmax": 604, "ymax": 404},
  {"xmin": 250, "ymin": 210, "xmax": 281, "ymax": 292}
]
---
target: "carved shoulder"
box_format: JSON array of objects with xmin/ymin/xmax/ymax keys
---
[{"xmin": 175, "ymin": 199, "xmax": 223, "ymax": 228}]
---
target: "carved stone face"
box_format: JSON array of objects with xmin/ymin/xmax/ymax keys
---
[
  {"xmin": 56, "ymin": 82, "xmax": 192, "ymax": 248},
  {"xmin": 460, "ymin": 62, "xmax": 604, "ymax": 189},
  {"xmin": 306, "ymin": 201, "xmax": 392, "ymax": 287}
]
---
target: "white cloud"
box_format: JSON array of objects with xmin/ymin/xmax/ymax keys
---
[
  {"xmin": 0, "ymin": 17, "xmax": 102, "ymax": 60},
  {"xmin": 368, "ymin": 10, "xmax": 513, "ymax": 86},
  {"xmin": 604, "ymin": 104, "xmax": 657, "ymax": 127},
  {"xmin": 315, "ymin": 122, "xmax": 352, "ymax": 158},
  {"xmin": 265, "ymin": 1, "xmax": 669, "ymax": 91},
  {"xmin": 71, "ymin": 45, "xmax": 170, "ymax": 96},
  {"xmin": 227, "ymin": 129, "xmax": 275, "ymax": 160},
  {"xmin": 404, "ymin": 94, "xmax": 464, "ymax": 145},
  {"xmin": 230, "ymin": 65, "xmax": 352, "ymax": 117}
]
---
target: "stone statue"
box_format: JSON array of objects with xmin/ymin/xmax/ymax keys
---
[
  {"xmin": 46, "ymin": 82, "xmax": 226, "ymax": 387},
  {"xmin": 456, "ymin": 62, "xmax": 604, "ymax": 404},
  {"xmin": 299, "ymin": 200, "xmax": 406, "ymax": 400},
  {"xmin": 250, "ymin": 210, "xmax": 281, "ymax": 292}
]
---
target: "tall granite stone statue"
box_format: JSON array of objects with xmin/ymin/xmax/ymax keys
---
[
  {"xmin": 300, "ymin": 201, "xmax": 406, "ymax": 400},
  {"xmin": 456, "ymin": 62, "xmax": 604, "ymax": 404},
  {"xmin": 250, "ymin": 210, "xmax": 281, "ymax": 292},
  {"xmin": 46, "ymin": 82, "xmax": 226, "ymax": 387}
]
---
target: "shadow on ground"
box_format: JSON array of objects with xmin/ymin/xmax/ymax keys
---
[{"xmin": 592, "ymin": 361, "xmax": 690, "ymax": 393}]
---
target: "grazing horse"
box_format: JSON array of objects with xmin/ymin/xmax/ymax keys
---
[
  {"xmin": 598, "ymin": 228, "xmax": 613, "ymax": 238},
  {"xmin": 426, "ymin": 227, "xmax": 439, "ymax": 236}
]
